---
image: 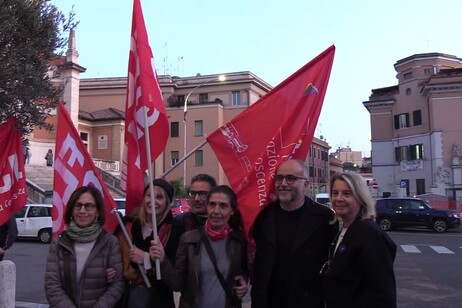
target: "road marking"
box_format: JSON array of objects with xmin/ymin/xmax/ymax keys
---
[
  {"xmin": 401, "ymin": 245, "xmax": 421, "ymax": 253},
  {"xmin": 429, "ymin": 245, "xmax": 454, "ymax": 254}
]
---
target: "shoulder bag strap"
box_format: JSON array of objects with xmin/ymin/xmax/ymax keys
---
[{"xmin": 201, "ymin": 230, "xmax": 240, "ymax": 307}]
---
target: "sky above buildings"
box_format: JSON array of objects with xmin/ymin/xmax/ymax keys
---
[{"xmin": 51, "ymin": 0, "xmax": 462, "ymax": 156}]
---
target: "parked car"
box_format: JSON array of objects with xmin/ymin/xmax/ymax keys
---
[
  {"xmin": 375, "ymin": 197, "xmax": 461, "ymax": 233},
  {"xmin": 171, "ymin": 197, "xmax": 191, "ymax": 216},
  {"xmin": 15, "ymin": 204, "xmax": 52, "ymax": 243}
]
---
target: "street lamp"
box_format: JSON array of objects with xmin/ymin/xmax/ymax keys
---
[{"xmin": 183, "ymin": 75, "xmax": 226, "ymax": 186}]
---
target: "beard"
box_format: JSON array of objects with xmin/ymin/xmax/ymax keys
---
[{"xmin": 277, "ymin": 188, "xmax": 297, "ymax": 204}]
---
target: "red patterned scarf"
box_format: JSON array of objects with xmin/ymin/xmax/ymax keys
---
[{"xmin": 204, "ymin": 219, "xmax": 233, "ymax": 241}]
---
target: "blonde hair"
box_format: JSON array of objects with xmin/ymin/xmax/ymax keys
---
[
  {"xmin": 329, "ymin": 172, "xmax": 376, "ymax": 219},
  {"xmin": 138, "ymin": 186, "xmax": 172, "ymax": 226}
]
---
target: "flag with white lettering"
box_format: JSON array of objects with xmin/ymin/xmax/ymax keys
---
[
  {"xmin": 120, "ymin": 0, "xmax": 169, "ymax": 215},
  {"xmin": 52, "ymin": 103, "xmax": 118, "ymax": 236},
  {"xmin": 0, "ymin": 118, "xmax": 27, "ymax": 225},
  {"xmin": 207, "ymin": 46, "xmax": 335, "ymax": 238}
]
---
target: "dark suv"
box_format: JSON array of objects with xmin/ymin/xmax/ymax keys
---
[{"xmin": 375, "ymin": 197, "xmax": 460, "ymax": 233}]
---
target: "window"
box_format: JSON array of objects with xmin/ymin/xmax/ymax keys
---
[
  {"xmin": 309, "ymin": 166, "xmax": 314, "ymax": 177},
  {"xmin": 80, "ymin": 132, "xmax": 89, "ymax": 149},
  {"xmin": 194, "ymin": 120, "xmax": 203, "ymax": 136},
  {"xmin": 199, "ymin": 93, "xmax": 208, "ymax": 103},
  {"xmin": 171, "ymin": 151, "xmax": 179, "ymax": 166},
  {"xmin": 424, "ymin": 68, "xmax": 431, "ymax": 75},
  {"xmin": 416, "ymin": 179, "xmax": 425, "ymax": 195},
  {"xmin": 395, "ymin": 146, "xmax": 409, "ymax": 161},
  {"xmin": 395, "ymin": 144, "xmax": 424, "ymax": 161},
  {"xmin": 80, "ymin": 132, "xmax": 88, "ymax": 141},
  {"xmin": 413, "ymin": 110, "xmax": 422, "ymax": 126},
  {"xmin": 394, "ymin": 113, "xmax": 409, "ymax": 129},
  {"xmin": 232, "ymin": 91, "xmax": 241, "ymax": 106},
  {"xmin": 195, "ymin": 150, "xmax": 203, "ymax": 166},
  {"xmin": 403, "ymin": 72, "xmax": 413, "ymax": 80},
  {"xmin": 177, "ymin": 95, "xmax": 185, "ymax": 105},
  {"xmin": 409, "ymin": 144, "xmax": 424, "ymax": 160},
  {"xmin": 171, "ymin": 122, "xmax": 179, "ymax": 137}
]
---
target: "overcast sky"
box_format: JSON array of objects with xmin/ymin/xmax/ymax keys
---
[{"xmin": 51, "ymin": 0, "xmax": 462, "ymax": 155}]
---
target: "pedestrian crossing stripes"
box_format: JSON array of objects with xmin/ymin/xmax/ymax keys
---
[{"xmin": 399, "ymin": 244, "xmax": 457, "ymax": 254}]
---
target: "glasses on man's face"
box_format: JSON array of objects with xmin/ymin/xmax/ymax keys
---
[
  {"xmin": 189, "ymin": 190, "xmax": 208, "ymax": 199},
  {"xmin": 74, "ymin": 202, "xmax": 96, "ymax": 211},
  {"xmin": 275, "ymin": 174, "xmax": 306, "ymax": 185}
]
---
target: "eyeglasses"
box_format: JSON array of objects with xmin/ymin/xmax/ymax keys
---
[
  {"xmin": 74, "ymin": 202, "xmax": 96, "ymax": 211},
  {"xmin": 189, "ymin": 190, "xmax": 208, "ymax": 199},
  {"xmin": 275, "ymin": 174, "xmax": 307, "ymax": 185}
]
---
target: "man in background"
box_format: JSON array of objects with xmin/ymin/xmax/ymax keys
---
[{"xmin": 175, "ymin": 174, "xmax": 217, "ymax": 232}]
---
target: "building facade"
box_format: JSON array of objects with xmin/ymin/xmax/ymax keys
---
[
  {"xmin": 27, "ymin": 32, "xmax": 336, "ymax": 195},
  {"xmin": 363, "ymin": 53, "xmax": 462, "ymax": 202}
]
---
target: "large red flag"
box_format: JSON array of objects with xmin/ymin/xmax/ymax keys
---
[
  {"xmin": 120, "ymin": 0, "xmax": 169, "ymax": 215},
  {"xmin": 207, "ymin": 46, "xmax": 335, "ymax": 238},
  {"xmin": 0, "ymin": 118, "xmax": 27, "ymax": 225},
  {"xmin": 52, "ymin": 103, "xmax": 118, "ymax": 236}
]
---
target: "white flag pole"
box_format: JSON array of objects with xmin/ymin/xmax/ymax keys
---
[{"xmin": 142, "ymin": 106, "xmax": 161, "ymax": 280}]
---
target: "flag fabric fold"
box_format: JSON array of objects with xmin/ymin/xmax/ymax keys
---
[
  {"xmin": 52, "ymin": 103, "xmax": 118, "ymax": 236},
  {"xmin": 120, "ymin": 0, "xmax": 169, "ymax": 215},
  {"xmin": 207, "ymin": 45, "xmax": 335, "ymax": 238},
  {"xmin": 0, "ymin": 118, "xmax": 27, "ymax": 225}
]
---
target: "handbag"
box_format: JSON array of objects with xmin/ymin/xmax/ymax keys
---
[{"xmin": 201, "ymin": 230, "xmax": 241, "ymax": 308}]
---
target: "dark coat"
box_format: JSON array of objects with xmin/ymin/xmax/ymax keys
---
[
  {"xmin": 45, "ymin": 230, "xmax": 124, "ymax": 308},
  {"xmin": 324, "ymin": 218, "xmax": 397, "ymax": 308},
  {"xmin": 251, "ymin": 197, "xmax": 337, "ymax": 308},
  {"xmin": 160, "ymin": 227, "xmax": 248, "ymax": 308},
  {"xmin": 118, "ymin": 212, "xmax": 182, "ymax": 308},
  {"xmin": 0, "ymin": 215, "xmax": 18, "ymax": 261}
]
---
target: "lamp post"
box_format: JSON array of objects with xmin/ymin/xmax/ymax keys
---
[{"xmin": 183, "ymin": 75, "xmax": 225, "ymax": 187}]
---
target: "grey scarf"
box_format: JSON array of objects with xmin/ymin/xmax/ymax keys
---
[{"xmin": 67, "ymin": 220, "xmax": 102, "ymax": 243}]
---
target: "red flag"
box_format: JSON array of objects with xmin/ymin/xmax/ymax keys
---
[
  {"xmin": 0, "ymin": 118, "xmax": 27, "ymax": 225},
  {"xmin": 207, "ymin": 46, "xmax": 335, "ymax": 238},
  {"xmin": 52, "ymin": 103, "xmax": 118, "ymax": 236},
  {"xmin": 120, "ymin": 0, "xmax": 169, "ymax": 215}
]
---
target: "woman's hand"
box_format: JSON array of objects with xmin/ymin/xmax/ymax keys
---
[
  {"xmin": 129, "ymin": 246, "xmax": 145, "ymax": 265},
  {"xmin": 106, "ymin": 267, "xmax": 116, "ymax": 283},
  {"xmin": 149, "ymin": 238, "xmax": 165, "ymax": 262},
  {"xmin": 233, "ymin": 275, "xmax": 248, "ymax": 299}
]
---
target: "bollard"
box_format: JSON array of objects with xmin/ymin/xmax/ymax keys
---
[{"xmin": 0, "ymin": 260, "xmax": 16, "ymax": 308}]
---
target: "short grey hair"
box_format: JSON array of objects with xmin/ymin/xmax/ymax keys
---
[{"xmin": 329, "ymin": 172, "xmax": 376, "ymax": 219}]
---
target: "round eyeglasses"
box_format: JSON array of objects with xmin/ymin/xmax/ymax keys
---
[
  {"xmin": 275, "ymin": 175, "xmax": 307, "ymax": 185},
  {"xmin": 74, "ymin": 202, "xmax": 96, "ymax": 211}
]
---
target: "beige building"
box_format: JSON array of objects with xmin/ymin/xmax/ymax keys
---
[
  {"xmin": 26, "ymin": 31, "xmax": 336, "ymax": 197},
  {"xmin": 363, "ymin": 53, "xmax": 462, "ymax": 202}
]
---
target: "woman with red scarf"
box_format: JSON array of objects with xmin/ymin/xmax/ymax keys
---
[{"xmin": 150, "ymin": 185, "xmax": 248, "ymax": 308}]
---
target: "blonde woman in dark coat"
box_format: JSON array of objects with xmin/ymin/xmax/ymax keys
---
[{"xmin": 323, "ymin": 172, "xmax": 396, "ymax": 308}]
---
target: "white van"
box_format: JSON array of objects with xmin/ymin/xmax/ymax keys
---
[
  {"xmin": 15, "ymin": 204, "xmax": 52, "ymax": 243},
  {"xmin": 315, "ymin": 193, "xmax": 331, "ymax": 207}
]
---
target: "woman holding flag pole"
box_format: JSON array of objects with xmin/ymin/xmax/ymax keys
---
[{"xmin": 118, "ymin": 179, "xmax": 182, "ymax": 308}]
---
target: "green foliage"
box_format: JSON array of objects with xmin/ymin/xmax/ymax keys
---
[
  {"xmin": 170, "ymin": 178, "xmax": 190, "ymax": 197},
  {"xmin": 0, "ymin": 0, "xmax": 78, "ymax": 135}
]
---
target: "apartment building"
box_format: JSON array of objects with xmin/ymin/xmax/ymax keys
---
[
  {"xmin": 363, "ymin": 53, "xmax": 462, "ymax": 200},
  {"xmin": 27, "ymin": 31, "xmax": 334, "ymax": 192}
]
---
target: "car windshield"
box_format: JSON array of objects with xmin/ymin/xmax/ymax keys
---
[{"xmin": 423, "ymin": 200, "xmax": 433, "ymax": 208}]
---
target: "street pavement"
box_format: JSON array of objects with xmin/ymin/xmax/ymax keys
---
[{"xmin": 7, "ymin": 227, "xmax": 462, "ymax": 307}]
